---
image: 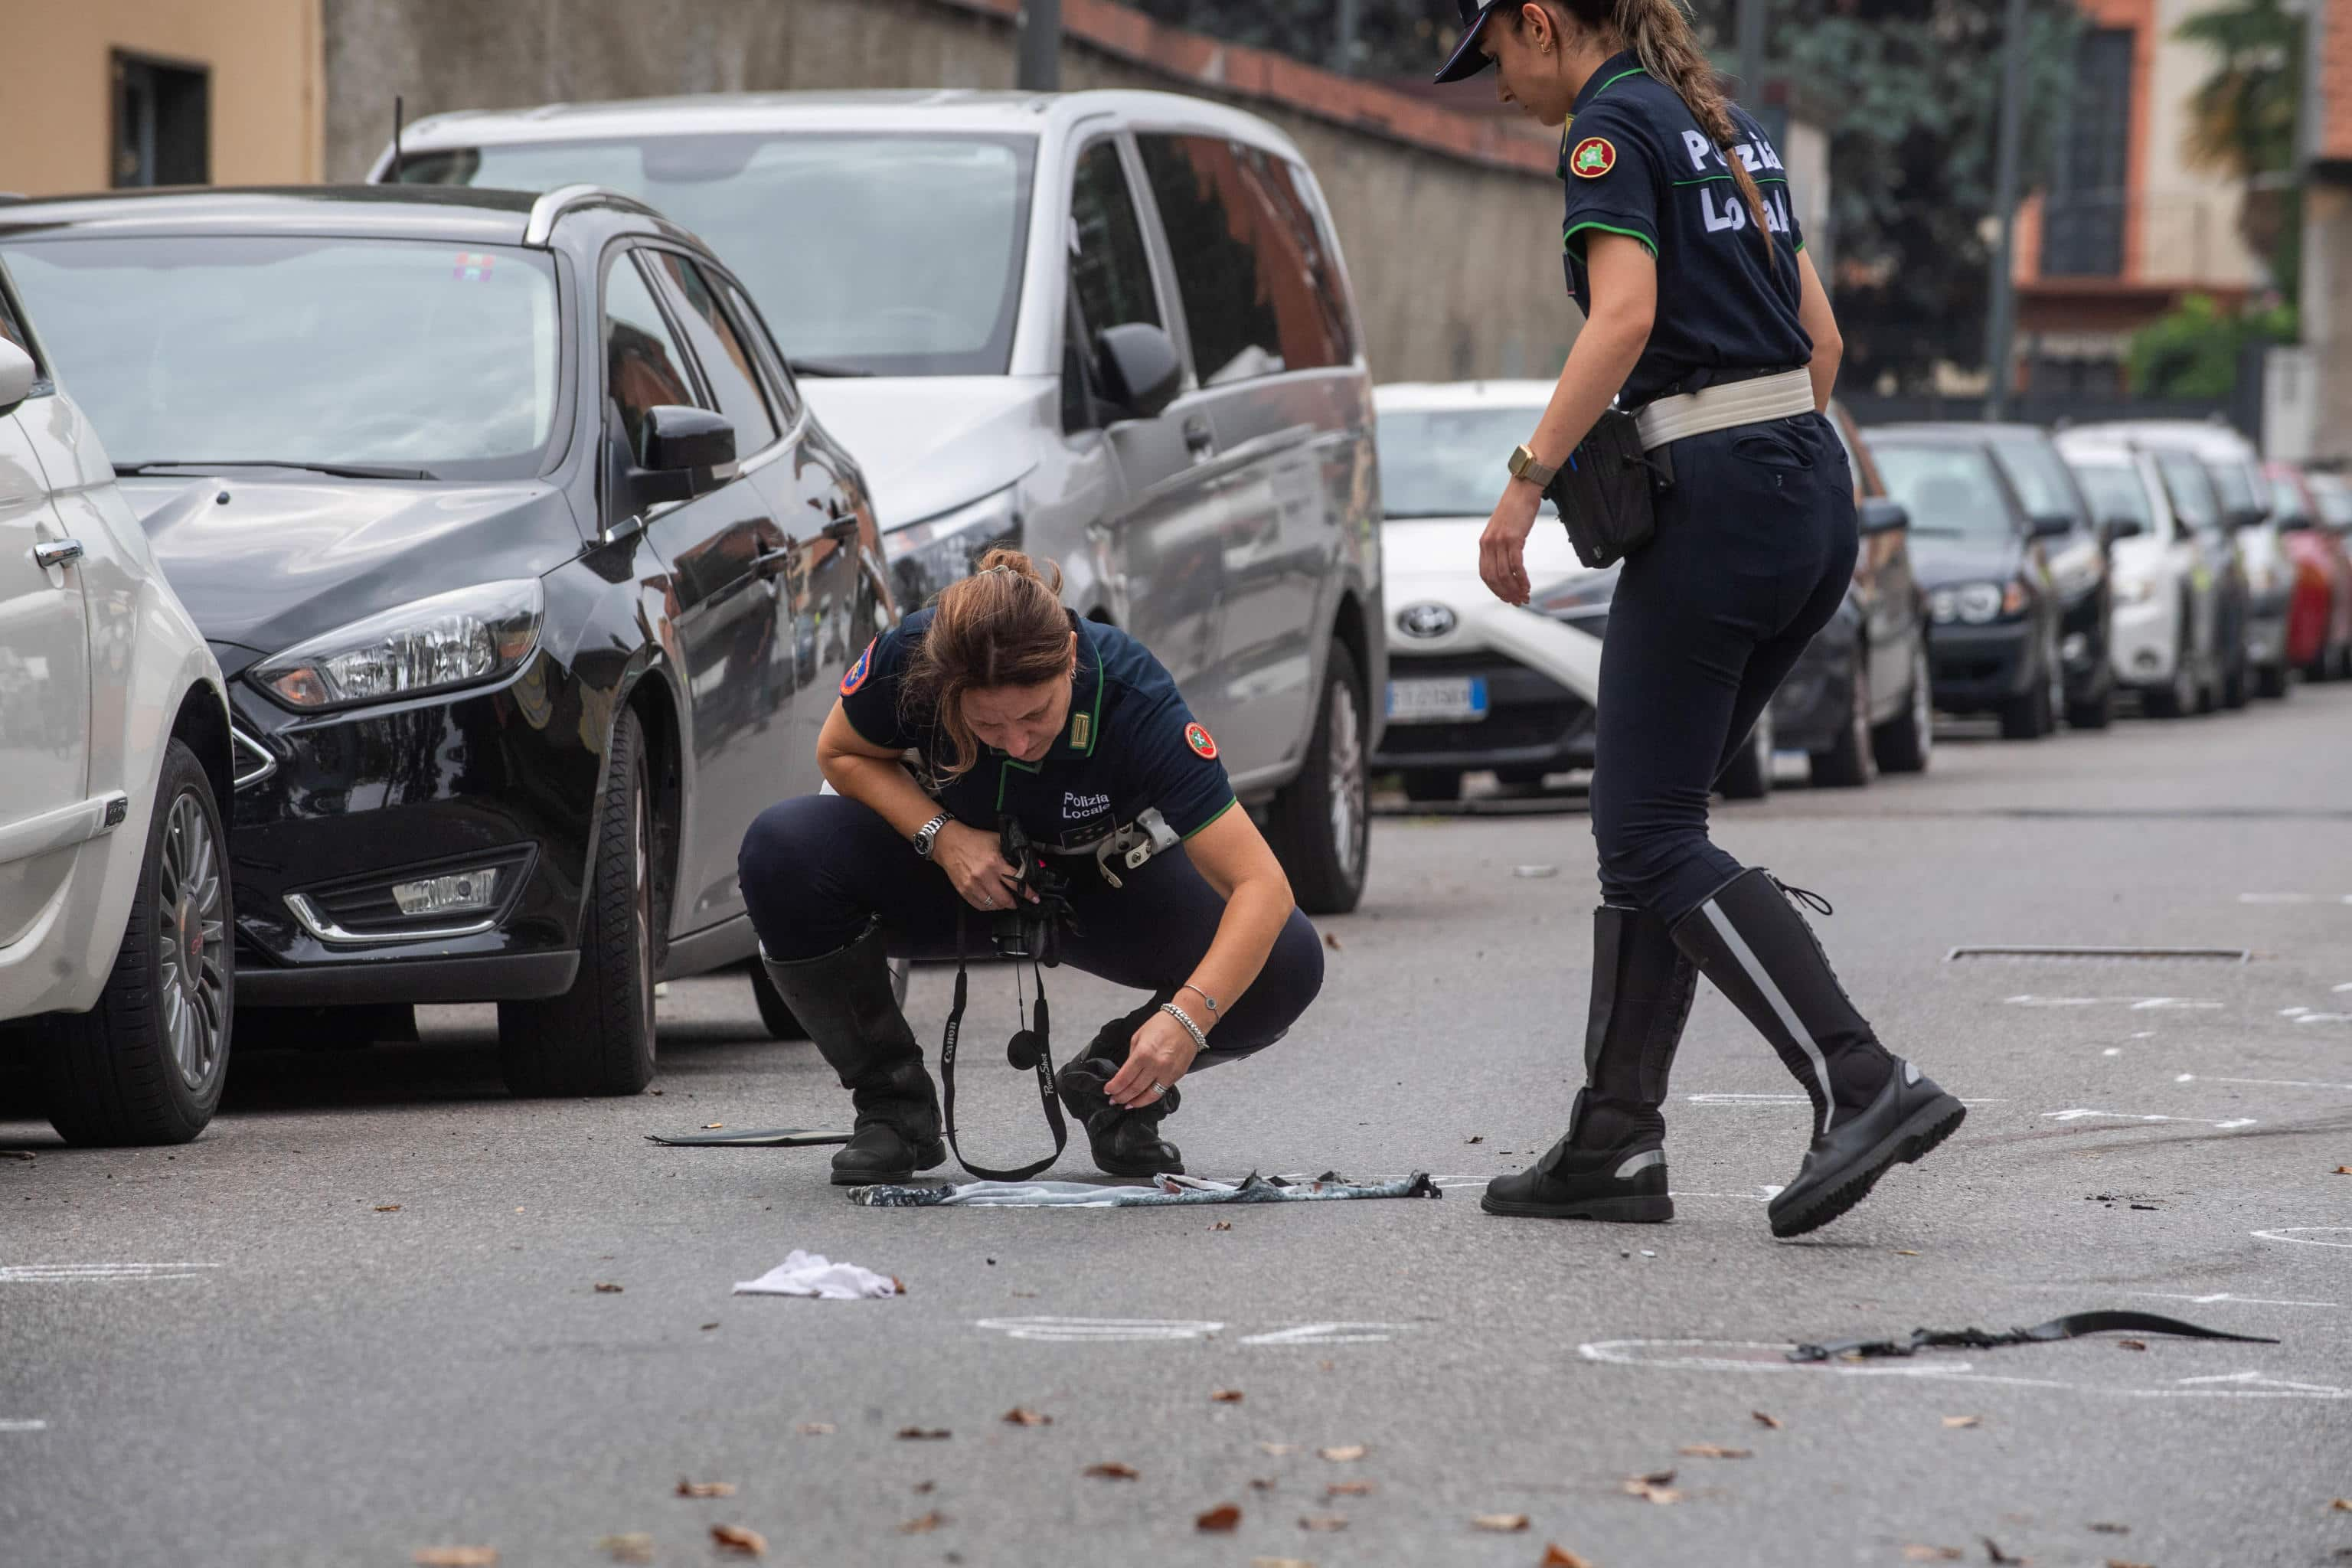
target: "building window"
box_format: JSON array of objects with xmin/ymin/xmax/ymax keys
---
[
  {"xmin": 112, "ymin": 51, "xmax": 210, "ymax": 188},
  {"xmin": 2043, "ymin": 28, "xmax": 2133, "ymax": 277}
]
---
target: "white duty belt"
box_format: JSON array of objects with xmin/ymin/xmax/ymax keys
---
[
  {"xmin": 1036, "ymin": 807, "xmax": 1182, "ymax": 890},
  {"xmin": 1633, "ymin": 368, "xmax": 1816, "ymax": 451}
]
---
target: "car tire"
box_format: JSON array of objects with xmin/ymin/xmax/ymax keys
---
[
  {"xmin": 38, "ymin": 739, "xmax": 234, "ymax": 1147},
  {"xmin": 1717, "ymin": 706, "xmax": 1774, "ymax": 802},
  {"xmin": 498, "ymin": 707, "xmax": 656, "ymax": 1096},
  {"xmin": 2144, "ymin": 619, "xmax": 2197, "ymax": 720},
  {"xmin": 1403, "ymin": 770, "xmax": 1464, "ymax": 804},
  {"xmin": 2220, "ymin": 641, "xmax": 2250, "ymax": 709},
  {"xmin": 1998, "ymin": 643, "xmax": 2055, "ymax": 740},
  {"xmin": 2255, "ymin": 659, "xmax": 2291, "ymax": 701},
  {"xmin": 1268, "ymin": 642, "xmax": 1370, "ymax": 916},
  {"xmin": 751, "ymin": 956, "xmax": 907, "ymax": 1040},
  {"xmin": 2065, "ymin": 667, "xmax": 2115, "ymax": 730},
  {"xmin": 1871, "ymin": 640, "xmax": 1933, "ymax": 774},
  {"xmin": 1809, "ymin": 649, "xmax": 1874, "ymax": 789}
]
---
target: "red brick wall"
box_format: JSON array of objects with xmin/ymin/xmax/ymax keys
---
[{"xmin": 2321, "ymin": 0, "xmax": 2352, "ymax": 160}]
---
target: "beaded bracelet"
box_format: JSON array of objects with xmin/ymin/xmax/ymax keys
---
[{"xmin": 1159, "ymin": 1001, "xmax": 1208, "ymax": 1052}]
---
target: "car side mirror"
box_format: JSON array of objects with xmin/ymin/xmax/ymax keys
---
[
  {"xmin": 1093, "ymin": 322, "xmax": 1182, "ymax": 423},
  {"xmin": 1857, "ymin": 496, "xmax": 1909, "ymax": 536},
  {"xmin": 2029, "ymin": 513, "xmax": 2074, "ymax": 540},
  {"xmin": 0, "ymin": 338, "xmax": 35, "ymax": 414},
  {"xmin": 2101, "ymin": 514, "xmax": 2144, "ymax": 543},
  {"xmin": 632, "ymin": 404, "xmax": 736, "ymax": 505},
  {"xmin": 2228, "ymin": 507, "xmax": 2268, "ymax": 531},
  {"xmin": 2275, "ymin": 511, "xmax": 2312, "ymax": 533}
]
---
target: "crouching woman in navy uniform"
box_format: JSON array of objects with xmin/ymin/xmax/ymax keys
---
[
  {"xmin": 737, "ymin": 550, "xmax": 1324, "ymax": 1185},
  {"xmin": 1433, "ymin": 0, "xmax": 1964, "ymax": 1236}
]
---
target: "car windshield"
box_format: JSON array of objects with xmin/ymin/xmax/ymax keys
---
[
  {"xmin": 1377, "ymin": 407, "xmax": 1557, "ymax": 518},
  {"xmin": 2069, "ymin": 461, "xmax": 2156, "ymax": 538},
  {"xmin": 1989, "ymin": 432, "xmax": 2084, "ymax": 527},
  {"xmin": 1864, "ymin": 441, "xmax": 2014, "ymax": 540},
  {"xmin": 397, "ymin": 133, "xmax": 1036, "ymax": 377},
  {"xmin": 2205, "ymin": 454, "xmax": 2264, "ymax": 521},
  {"xmin": 2155, "ymin": 451, "xmax": 2223, "ymax": 530},
  {"xmin": 0, "ymin": 235, "xmax": 559, "ymax": 479}
]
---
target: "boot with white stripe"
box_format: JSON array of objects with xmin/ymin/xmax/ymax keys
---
[
  {"xmin": 1482, "ymin": 904, "xmax": 1692, "ymax": 1221},
  {"xmin": 1671, "ymin": 868, "xmax": 1965, "ymax": 1237}
]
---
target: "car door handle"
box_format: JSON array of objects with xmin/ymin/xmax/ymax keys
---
[
  {"xmin": 33, "ymin": 538, "xmax": 83, "ymax": 570},
  {"xmin": 1183, "ymin": 416, "xmax": 1216, "ymax": 458},
  {"xmin": 821, "ymin": 513, "xmax": 860, "ymax": 542},
  {"xmin": 752, "ymin": 544, "xmax": 795, "ymax": 580}
]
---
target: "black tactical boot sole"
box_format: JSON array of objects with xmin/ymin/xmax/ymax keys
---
[
  {"xmin": 1479, "ymin": 1146, "xmax": 1674, "ymax": 1222},
  {"xmin": 1768, "ymin": 1064, "xmax": 1964, "ymax": 1238}
]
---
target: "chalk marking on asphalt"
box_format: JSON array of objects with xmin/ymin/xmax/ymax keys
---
[
  {"xmin": 0, "ymin": 1420, "xmax": 47, "ymax": 1432},
  {"xmin": 2102, "ymin": 1048, "xmax": 2123, "ymax": 1057},
  {"xmin": 1578, "ymin": 1340, "xmax": 2352, "ymax": 1400},
  {"xmin": 0, "ymin": 1263, "xmax": 220, "ymax": 1283},
  {"xmin": 2175, "ymin": 1073, "xmax": 2351, "ymax": 1091},
  {"xmin": 2128, "ymin": 1292, "xmax": 2341, "ymax": 1310},
  {"xmin": 2043, "ymin": 1108, "xmax": 2257, "ymax": 1129},
  {"xmin": 975, "ymin": 1317, "xmax": 1224, "ymax": 1343},
  {"xmin": 1687, "ymin": 1093, "xmax": 2004, "ymax": 1107},
  {"xmin": 1668, "ymin": 1186, "xmax": 1785, "ymax": 1202},
  {"xmin": 1236, "ymin": 1322, "xmax": 1401, "ymax": 1346},
  {"xmin": 2295, "ymin": 1012, "xmax": 2352, "ymax": 1024},
  {"xmin": 2003, "ymin": 996, "xmax": 2223, "ymax": 1010},
  {"xmin": 2335, "ymin": 982, "xmax": 2352, "ymax": 993},
  {"xmin": 2254, "ymin": 1227, "xmax": 2352, "ymax": 1251},
  {"xmin": 2236, "ymin": 893, "xmax": 2352, "ymax": 904},
  {"xmin": 2282, "ymin": 1007, "xmax": 2311, "ymax": 1017}
]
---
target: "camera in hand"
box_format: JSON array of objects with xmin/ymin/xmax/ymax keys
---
[{"xmin": 991, "ymin": 815, "xmax": 1075, "ymax": 966}]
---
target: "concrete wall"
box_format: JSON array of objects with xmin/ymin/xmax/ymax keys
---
[
  {"xmin": 3, "ymin": 0, "xmax": 324, "ymax": 196},
  {"xmin": 320, "ymin": 0, "xmax": 1574, "ymax": 383}
]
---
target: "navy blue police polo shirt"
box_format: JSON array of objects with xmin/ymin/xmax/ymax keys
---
[
  {"xmin": 1557, "ymin": 51, "xmax": 1813, "ymax": 407},
  {"xmin": 838, "ymin": 608, "xmax": 1239, "ymax": 851}
]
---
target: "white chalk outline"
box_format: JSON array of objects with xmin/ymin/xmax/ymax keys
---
[
  {"xmin": 0, "ymin": 1419, "xmax": 47, "ymax": 1432},
  {"xmin": 2128, "ymin": 1292, "xmax": 2340, "ymax": 1310},
  {"xmin": 2043, "ymin": 1108, "xmax": 2256, "ymax": 1129},
  {"xmin": 975, "ymin": 1317, "xmax": 1224, "ymax": 1342},
  {"xmin": 2004, "ymin": 995, "xmax": 2223, "ymax": 1010},
  {"xmin": 1684, "ymin": 1093, "xmax": 2004, "ymax": 1106},
  {"xmin": 2237, "ymin": 893, "xmax": 2352, "ymax": 905},
  {"xmin": 0, "ymin": 1263, "xmax": 220, "ymax": 1283},
  {"xmin": 2254, "ymin": 1227, "xmax": 2352, "ymax": 1251},
  {"xmin": 1237, "ymin": 1322, "xmax": 1400, "ymax": 1346},
  {"xmin": 1578, "ymin": 1339, "xmax": 2351, "ymax": 1400},
  {"xmin": 2175, "ymin": 1073, "xmax": 2351, "ymax": 1092}
]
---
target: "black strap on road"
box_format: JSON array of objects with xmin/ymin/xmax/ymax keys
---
[
  {"xmin": 1788, "ymin": 1309, "xmax": 2278, "ymax": 1363},
  {"xmin": 938, "ymin": 910, "xmax": 1068, "ymax": 1182}
]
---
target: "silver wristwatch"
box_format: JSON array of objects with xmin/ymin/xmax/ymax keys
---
[{"xmin": 911, "ymin": 812, "xmax": 951, "ymax": 860}]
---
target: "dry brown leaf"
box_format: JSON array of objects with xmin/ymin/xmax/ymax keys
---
[
  {"xmin": 1981, "ymin": 1537, "xmax": 2027, "ymax": 1565},
  {"xmin": 1197, "ymin": 1504, "xmax": 1243, "ymax": 1533},
  {"xmin": 675, "ymin": 1479, "xmax": 735, "ymax": 1498},
  {"xmin": 2115, "ymin": 1339, "xmax": 2148, "ymax": 1352},
  {"xmin": 1212, "ymin": 1220, "xmax": 1233, "ymax": 1231},
  {"xmin": 700, "ymin": 1322, "xmax": 720, "ymax": 1331},
  {"xmin": 895, "ymin": 1426, "xmax": 950, "ymax": 1441},
  {"xmin": 1894, "ymin": 1249, "xmax": 1921, "ymax": 1256},
  {"xmin": 1299, "ymin": 1514, "xmax": 1349, "ymax": 1532},
  {"xmin": 1472, "ymin": 1514, "xmax": 1530, "ymax": 1532},
  {"xmin": 1085, "ymin": 1462, "xmax": 1139, "ymax": 1480},
  {"xmin": 413, "ymin": 1551, "xmax": 497, "ymax": 1567},
  {"xmin": 1619, "ymin": 1473, "xmax": 1681, "ymax": 1505},
  {"xmin": 702, "ymin": 1123, "xmax": 724, "ymax": 1130},
  {"xmin": 2333, "ymin": 1166, "xmax": 2351, "ymax": 1175},
  {"xmin": 1318, "ymin": 1445, "xmax": 1368, "ymax": 1462},
  {"xmin": 1250, "ymin": 1478, "xmax": 1278, "ymax": 1491},
  {"xmin": 374, "ymin": 1205, "xmax": 402, "ymax": 1213},
  {"xmin": 1902, "ymin": 1549, "xmax": 1964, "ymax": 1563},
  {"xmin": 1942, "ymin": 1416, "xmax": 1982, "ymax": 1429},
  {"xmin": 2102, "ymin": 1560, "xmax": 2154, "ymax": 1568},
  {"xmin": 913, "ymin": 1481, "xmax": 936, "ymax": 1495},
  {"xmin": 593, "ymin": 1282, "xmax": 623, "ymax": 1294},
  {"xmin": 1541, "ymin": 1546, "xmax": 1596, "ymax": 1568},
  {"xmin": 597, "ymin": 1536, "xmax": 654, "ymax": 1565},
  {"xmin": 1319, "ymin": 1360, "xmax": 1337, "ymax": 1371},
  {"xmin": 797, "ymin": 1422, "xmax": 833, "ymax": 1436},
  {"xmin": 1212, "ymin": 1389, "xmax": 1246, "ymax": 1403},
  {"xmin": 1326, "ymin": 1481, "xmax": 1375, "ymax": 1498},
  {"xmin": 1259, "ymin": 1442, "xmax": 1298, "ymax": 1456},
  {"xmin": 709, "ymin": 1524, "xmax": 765, "ymax": 1557},
  {"xmin": 1001, "ymin": 1406, "xmax": 1052, "ymax": 1426},
  {"xmin": 2334, "ymin": 1498, "xmax": 2352, "ymax": 1511},
  {"xmin": 1677, "ymin": 1444, "xmax": 1753, "ymax": 1460},
  {"xmin": 1323, "ymin": 932, "xmax": 1343, "ymax": 951},
  {"xmin": 1751, "ymin": 1410, "xmax": 1784, "ymax": 1430},
  {"xmin": 900, "ymin": 1511, "xmax": 946, "ymax": 1534}
]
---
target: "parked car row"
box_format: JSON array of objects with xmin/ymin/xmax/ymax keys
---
[
  {"xmin": 0, "ymin": 88, "xmax": 1390, "ymax": 1144},
  {"xmin": 1367, "ymin": 391, "xmax": 2346, "ymax": 802}
]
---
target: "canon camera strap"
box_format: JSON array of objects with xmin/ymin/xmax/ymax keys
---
[{"xmin": 938, "ymin": 910, "xmax": 1069, "ymax": 1181}]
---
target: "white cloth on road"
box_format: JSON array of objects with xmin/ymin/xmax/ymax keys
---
[
  {"xmin": 850, "ymin": 1171, "xmax": 1441, "ymax": 1207},
  {"xmin": 733, "ymin": 1248, "xmax": 901, "ymax": 1299}
]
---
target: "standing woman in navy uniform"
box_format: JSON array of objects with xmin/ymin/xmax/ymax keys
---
[
  {"xmin": 737, "ymin": 550, "xmax": 1324, "ymax": 1184},
  {"xmin": 1433, "ymin": 0, "xmax": 1965, "ymax": 1236}
]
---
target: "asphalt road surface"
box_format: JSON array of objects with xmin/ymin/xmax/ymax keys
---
[{"xmin": 6, "ymin": 690, "xmax": 2351, "ymax": 1568}]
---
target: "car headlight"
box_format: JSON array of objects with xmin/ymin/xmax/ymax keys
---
[
  {"xmin": 1529, "ymin": 562, "xmax": 1622, "ymax": 622},
  {"xmin": 2114, "ymin": 574, "xmax": 2161, "ymax": 606},
  {"xmin": 885, "ymin": 488, "xmax": 1021, "ymax": 610},
  {"xmin": 1931, "ymin": 582, "xmax": 2006, "ymax": 625},
  {"xmin": 252, "ymin": 579, "xmax": 545, "ymax": 711}
]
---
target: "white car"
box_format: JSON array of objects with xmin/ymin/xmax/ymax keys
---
[
  {"xmin": 0, "ymin": 261, "xmax": 234, "ymax": 1145},
  {"xmin": 1368, "ymin": 381, "xmax": 1604, "ymax": 802},
  {"xmin": 2055, "ymin": 430, "xmax": 2227, "ymax": 718}
]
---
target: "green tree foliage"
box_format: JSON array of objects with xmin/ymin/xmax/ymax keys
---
[
  {"xmin": 2125, "ymin": 292, "xmax": 2295, "ymax": 398},
  {"xmin": 2174, "ymin": 0, "xmax": 2305, "ymax": 296}
]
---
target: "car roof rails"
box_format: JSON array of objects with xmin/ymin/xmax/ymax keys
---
[
  {"xmin": 521, "ymin": 182, "xmax": 666, "ymax": 246},
  {"xmin": 0, "ymin": 194, "xmax": 26, "ymax": 204}
]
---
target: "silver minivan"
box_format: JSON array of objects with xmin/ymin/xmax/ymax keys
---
[{"xmin": 376, "ymin": 90, "xmax": 1386, "ymax": 911}]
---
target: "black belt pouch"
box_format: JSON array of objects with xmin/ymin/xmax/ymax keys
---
[{"xmin": 1544, "ymin": 407, "xmax": 1669, "ymax": 570}]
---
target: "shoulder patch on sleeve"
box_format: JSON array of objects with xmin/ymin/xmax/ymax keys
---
[
  {"xmin": 1570, "ymin": 136, "xmax": 1618, "ymax": 179},
  {"xmin": 1184, "ymin": 721, "xmax": 1218, "ymax": 760},
  {"xmin": 841, "ymin": 639, "xmax": 875, "ymax": 697}
]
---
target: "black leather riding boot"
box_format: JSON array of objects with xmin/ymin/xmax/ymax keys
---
[
  {"xmin": 1671, "ymin": 868, "xmax": 1964, "ymax": 1237},
  {"xmin": 759, "ymin": 922, "xmax": 946, "ymax": 1185},
  {"xmin": 1054, "ymin": 992, "xmax": 1184, "ymax": 1178},
  {"xmin": 1482, "ymin": 904, "xmax": 1694, "ymax": 1221}
]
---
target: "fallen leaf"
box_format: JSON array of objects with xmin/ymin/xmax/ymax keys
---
[
  {"xmin": 1541, "ymin": 1547, "xmax": 1596, "ymax": 1568},
  {"xmin": 1981, "ymin": 1538, "xmax": 2027, "ymax": 1565},
  {"xmin": 703, "ymin": 1123, "xmax": 724, "ymax": 1130},
  {"xmin": 0, "ymin": 1151, "xmax": 34, "ymax": 1161},
  {"xmin": 1212, "ymin": 1220, "xmax": 1233, "ymax": 1231},
  {"xmin": 1466, "ymin": 1135, "xmax": 1486, "ymax": 1145},
  {"xmin": 1212, "ymin": 1389, "xmax": 1245, "ymax": 1403},
  {"xmin": 2089, "ymin": 1524, "xmax": 2129, "ymax": 1534},
  {"xmin": 675, "ymin": 1479, "xmax": 735, "ymax": 1498},
  {"xmin": 797, "ymin": 1423, "xmax": 834, "ymax": 1436},
  {"xmin": 1001, "ymin": 1406, "xmax": 1052, "ymax": 1426},
  {"xmin": 1472, "ymin": 1514, "xmax": 1530, "ymax": 1532},
  {"xmin": 2333, "ymin": 1166, "xmax": 2350, "ymax": 1175},
  {"xmin": 1197, "ymin": 1504, "xmax": 1243, "ymax": 1533},
  {"xmin": 1677, "ymin": 1444, "xmax": 1752, "ymax": 1460},
  {"xmin": 1942, "ymin": 1416, "xmax": 1982, "ymax": 1429},
  {"xmin": 913, "ymin": 1481, "xmax": 935, "ymax": 1494},
  {"xmin": 1085, "ymin": 1462, "xmax": 1139, "ymax": 1480},
  {"xmin": 1323, "ymin": 932, "xmax": 1343, "ymax": 951},
  {"xmin": 1251, "ymin": 1560, "xmax": 1315, "ymax": 1568},
  {"xmin": 1751, "ymin": 1410, "xmax": 1784, "ymax": 1430},
  {"xmin": 1326, "ymin": 1481, "xmax": 1375, "ymax": 1498},
  {"xmin": 1298, "ymin": 1514, "xmax": 1348, "ymax": 1532},
  {"xmin": 1902, "ymin": 1548, "xmax": 1963, "ymax": 1562},
  {"xmin": 1619, "ymin": 1472, "xmax": 1681, "ymax": 1504},
  {"xmin": 593, "ymin": 1282, "xmax": 623, "ymax": 1294},
  {"xmin": 1250, "ymin": 1478, "xmax": 1278, "ymax": 1491},
  {"xmin": 900, "ymin": 1512, "xmax": 946, "ymax": 1534},
  {"xmin": 648, "ymin": 1089, "xmax": 663, "ymax": 1095},
  {"xmin": 2115, "ymin": 1339, "xmax": 2148, "ymax": 1351},
  {"xmin": 1317, "ymin": 1445, "xmax": 1367, "ymax": 1462},
  {"xmin": 896, "ymin": 1427, "xmax": 950, "ymax": 1441},
  {"xmin": 1895, "ymin": 1249, "xmax": 1920, "ymax": 1256},
  {"xmin": 1258, "ymin": 1442, "xmax": 1297, "ymax": 1456},
  {"xmin": 710, "ymin": 1524, "xmax": 765, "ymax": 1557},
  {"xmin": 700, "ymin": 1322, "xmax": 720, "ymax": 1331},
  {"xmin": 597, "ymin": 1536, "xmax": 654, "ymax": 1565},
  {"xmin": 413, "ymin": 1551, "xmax": 497, "ymax": 1567},
  {"xmin": 374, "ymin": 1204, "xmax": 402, "ymax": 1213},
  {"xmin": 2102, "ymin": 1560, "xmax": 2154, "ymax": 1568},
  {"xmin": 2334, "ymin": 1498, "xmax": 2352, "ymax": 1511},
  {"xmin": 1319, "ymin": 1360, "xmax": 1337, "ymax": 1371}
]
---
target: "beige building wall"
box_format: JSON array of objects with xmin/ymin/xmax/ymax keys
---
[
  {"xmin": 2140, "ymin": 0, "xmax": 2262, "ymax": 288},
  {"xmin": 2, "ymin": 0, "xmax": 324, "ymax": 198}
]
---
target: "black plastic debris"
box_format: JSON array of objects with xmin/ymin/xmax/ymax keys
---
[
  {"xmin": 1788, "ymin": 1309, "xmax": 2276, "ymax": 1363},
  {"xmin": 644, "ymin": 1127, "xmax": 851, "ymax": 1148}
]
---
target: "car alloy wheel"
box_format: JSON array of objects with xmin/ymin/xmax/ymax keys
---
[
  {"xmin": 1325, "ymin": 678, "xmax": 1366, "ymax": 884},
  {"xmin": 157, "ymin": 789, "xmax": 230, "ymax": 1092}
]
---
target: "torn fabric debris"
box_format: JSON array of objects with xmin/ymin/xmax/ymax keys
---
[
  {"xmin": 733, "ymin": 1249, "xmax": 902, "ymax": 1298},
  {"xmin": 848, "ymin": 1171, "xmax": 1442, "ymax": 1209},
  {"xmin": 1789, "ymin": 1309, "xmax": 2275, "ymax": 1363}
]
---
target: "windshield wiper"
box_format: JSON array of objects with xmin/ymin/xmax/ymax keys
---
[
  {"xmin": 116, "ymin": 459, "xmax": 438, "ymax": 481},
  {"xmin": 783, "ymin": 358, "xmax": 873, "ymax": 379}
]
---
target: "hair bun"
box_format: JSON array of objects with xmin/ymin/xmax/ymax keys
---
[{"xmin": 973, "ymin": 547, "xmax": 1041, "ymax": 580}]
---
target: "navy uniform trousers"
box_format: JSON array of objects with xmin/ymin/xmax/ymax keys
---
[
  {"xmin": 1589, "ymin": 411, "xmax": 1857, "ymax": 920},
  {"xmin": 738, "ymin": 794, "xmax": 1325, "ymax": 1063}
]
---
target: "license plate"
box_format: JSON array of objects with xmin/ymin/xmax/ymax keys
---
[{"xmin": 1386, "ymin": 676, "xmax": 1488, "ymax": 724}]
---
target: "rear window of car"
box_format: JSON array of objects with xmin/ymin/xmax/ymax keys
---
[
  {"xmin": 1864, "ymin": 439, "xmax": 2015, "ymax": 541},
  {"xmin": 1988, "ymin": 431, "xmax": 2086, "ymax": 528},
  {"xmin": 2069, "ymin": 461, "xmax": 2155, "ymax": 537},
  {"xmin": 2154, "ymin": 450, "xmax": 2223, "ymax": 530}
]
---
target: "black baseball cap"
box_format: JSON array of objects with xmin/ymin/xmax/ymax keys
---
[{"xmin": 1432, "ymin": 0, "xmax": 1508, "ymax": 83}]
